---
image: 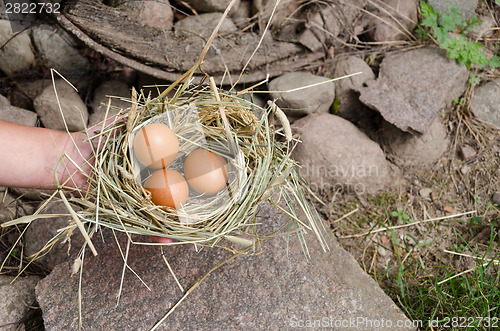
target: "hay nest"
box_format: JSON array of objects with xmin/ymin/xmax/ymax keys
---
[
  {"xmin": 2, "ymin": 2, "xmax": 329, "ymax": 258},
  {"xmin": 42, "ymin": 79, "xmax": 328, "ymax": 252}
]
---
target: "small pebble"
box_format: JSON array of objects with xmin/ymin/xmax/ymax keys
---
[
  {"xmin": 377, "ymin": 246, "xmax": 387, "ymax": 257},
  {"xmin": 491, "ymin": 192, "xmax": 500, "ymax": 206},
  {"xmin": 444, "ymin": 206, "xmax": 455, "ymax": 214},
  {"xmin": 419, "ymin": 188, "xmax": 432, "ymax": 198},
  {"xmin": 461, "ymin": 164, "xmax": 472, "ymax": 175},
  {"xmin": 460, "ymin": 145, "xmax": 476, "ymax": 160},
  {"xmin": 380, "ymin": 235, "xmax": 388, "ymax": 245}
]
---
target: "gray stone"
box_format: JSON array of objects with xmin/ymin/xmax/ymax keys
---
[
  {"xmin": 467, "ymin": 15, "xmax": 496, "ymax": 39},
  {"xmin": 0, "ymin": 275, "xmax": 40, "ymax": 331},
  {"xmin": 272, "ymin": 11, "xmax": 324, "ymax": 52},
  {"xmin": 0, "ymin": 20, "xmax": 35, "ymax": 76},
  {"xmin": 31, "ymin": 24, "xmax": 89, "ymax": 77},
  {"xmin": 380, "ymin": 116, "xmax": 450, "ymax": 166},
  {"xmin": 273, "ymin": 0, "xmax": 366, "ymax": 51},
  {"xmin": 0, "ymin": 104, "xmax": 38, "ymax": 126},
  {"xmin": 182, "ymin": 0, "xmax": 240, "ymax": 12},
  {"xmin": 89, "ymin": 80, "xmax": 131, "ymax": 126},
  {"xmin": 357, "ymin": 47, "xmax": 468, "ymax": 134},
  {"xmin": 460, "ymin": 164, "xmax": 472, "ymax": 175},
  {"xmin": 116, "ymin": 0, "xmax": 174, "ymax": 31},
  {"xmin": 10, "ymin": 187, "xmax": 57, "ymax": 201},
  {"xmin": 460, "ymin": 145, "xmax": 476, "ymax": 160},
  {"xmin": 321, "ymin": 0, "xmax": 367, "ymax": 44},
  {"xmin": 419, "ymin": 188, "xmax": 433, "ymax": 198},
  {"xmin": 0, "ymin": 191, "xmax": 16, "ymax": 224},
  {"xmin": 0, "ymin": 190, "xmax": 36, "ymax": 225},
  {"xmin": 15, "ymin": 79, "xmax": 53, "ymax": 101},
  {"xmin": 0, "ymin": 94, "xmax": 9, "ymax": 106},
  {"xmin": 269, "ymin": 72, "xmax": 335, "ymax": 117},
  {"xmin": 366, "ymin": 0, "xmax": 419, "ymax": 42},
  {"xmin": 230, "ymin": 0, "xmax": 252, "ymax": 27},
  {"xmin": 293, "ymin": 113, "xmax": 396, "ymax": 195},
  {"xmin": 470, "ymin": 78, "xmax": 500, "ymax": 129},
  {"xmin": 253, "ymin": 0, "xmax": 298, "ymax": 28},
  {"xmin": 333, "ymin": 56, "xmax": 375, "ymax": 121},
  {"xmin": 33, "ymin": 79, "xmax": 89, "ymax": 131},
  {"xmin": 36, "ymin": 199, "xmax": 414, "ymax": 330},
  {"xmin": 491, "ymin": 192, "xmax": 500, "ymax": 206},
  {"xmin": 24, "ymin": 201, "xmax": 83, "ymax": 271},
  {"xmin": 428, "ymin": 0, "xmax": 478, "ymax": 20},
  {"xmin": 174, "ymin": 13, "xmax": 237, "ymax": 39}
]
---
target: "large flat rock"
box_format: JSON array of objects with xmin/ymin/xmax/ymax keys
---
[
  {"xmin": 357, "ymin": 47, "xmax": 468, "ymax": 134},
  {"xmin": 36, "ymin": 200, "xmax": 414, "ymax": 330}
]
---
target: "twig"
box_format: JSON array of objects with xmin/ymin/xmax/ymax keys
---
[
  {"xmin": 209, "ymin": 76, "xmax": 238, "ymax": 155},
  {"xmin": 331, "ymin": 207, "xmax": 359, "ymax": 224},
  {"xmin": 161, "ymin": 247, "xmax": 184, "ymax": 293},
  {"xmin": 198, "ymin": 0, "xmax": 239, "ymax": 64},
  {"xmin": 230, "ymin": 0, "xmax": 281, "ymax": 90},
  {"xmin": 340, "ymin": 211, "xmax": 476, "ymax": 239},
  {"xmin": 59, "ymin": 189, "xmax": 98, "ymax": 256},
  {"xmin": 443, "ymin": 249, "xmax": 499, "ymax": 265}
]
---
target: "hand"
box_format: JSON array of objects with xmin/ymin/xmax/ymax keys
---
[{"xmin": 0, "ymin": 116, "xmax": 120, "ymax": 190}]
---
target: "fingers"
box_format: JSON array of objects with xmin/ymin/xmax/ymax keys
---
[{"xmin": 150, "ymin": 236, "xmax": 173, "ymax": 244}]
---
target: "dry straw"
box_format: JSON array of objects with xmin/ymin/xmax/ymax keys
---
[
  {"xmin": 2, "ymin": 71, "xmax": 330, "ymax": 259},
  {"xmin": 2, "ymin": 0, "xmax": 330, "ymax": 259},
  {"xmin": 85, "ymin": 81, "xmax": 327, "ymax": 249}
]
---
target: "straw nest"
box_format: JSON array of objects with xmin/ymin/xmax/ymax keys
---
[
  {"xmin": 0, "ymin": 0, "xmax": 329, "ymax": 259},
  {"xmin": 4, "ymin": 79, "xmax": 327, "ymax": 256},
  {"xmin": 66, "ymin": 79, "xmax": 327, "ymax": 250}
]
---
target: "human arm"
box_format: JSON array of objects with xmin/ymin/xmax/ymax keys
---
[{"xmin": 0, "ymin": 120, "xmax": 92, "ymax": 189}]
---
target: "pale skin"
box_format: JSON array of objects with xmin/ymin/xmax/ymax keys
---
[
  {"xmin": 0, "ymin": 120, "xmax": 92, "ymax": 189},
  {"xmin": 0, "ymin": 119, "xmax": 172, "ymax": 244}
]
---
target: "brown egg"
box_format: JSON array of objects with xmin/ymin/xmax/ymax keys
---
[
  {"xmin": 183, "ymin": 149, "xmax": 228, "ymax": 195},
  {"xmin": 133, "ymin": 123, "xmax": 179, "ymax": 169},
  {"xmin": 144, "ymin": 169, "xmax": 189, "ymax": 209}
]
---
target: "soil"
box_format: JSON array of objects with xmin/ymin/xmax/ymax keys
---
[{"xmin": 324, "ymin": 110, "xmax": 500, "ymax": 285}]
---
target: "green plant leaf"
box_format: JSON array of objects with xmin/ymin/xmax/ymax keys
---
[
  {"xmin": 418, "ymin": 1, "xmax": 495, "ymax": 74},
  {"xmin": 490, "ymin": 56, "xmax": 500, "ymax": 68},
  {"xmin": 469, "ymin": 216, "xmax": 483, "ymax": 225}
]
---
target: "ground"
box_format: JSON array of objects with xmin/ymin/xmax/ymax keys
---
[{"xmin": 322, "ymin": 107, "xmax": 499, "ymax": 326}]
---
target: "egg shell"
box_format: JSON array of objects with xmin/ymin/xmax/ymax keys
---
[
  {"xmin": 144, "ymin": 169, "xmax": 189, "ymax": 209},
  {"xmin": 183, "ymin": 149, "xmax": 228, "ymax": 195},
  {"xmin": 133, "ymin": 123, "xmax": 179, "ymax": 169}
]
